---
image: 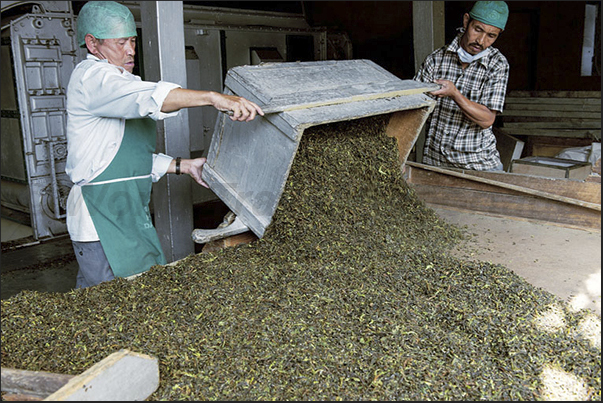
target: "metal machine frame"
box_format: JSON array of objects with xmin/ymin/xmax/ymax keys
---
[{"xmin": 2, "ymin": 1, "xmax": 82, "ymax": 240}]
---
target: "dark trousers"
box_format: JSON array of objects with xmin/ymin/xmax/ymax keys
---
[{"xmin": 72, "ymin": 241, "xmax": 115, "ymax": 288}]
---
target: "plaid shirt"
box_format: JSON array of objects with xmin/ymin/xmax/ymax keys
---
[{"xmin": 414, "ymin": 33, "xmax": 509, "ymax": 170}]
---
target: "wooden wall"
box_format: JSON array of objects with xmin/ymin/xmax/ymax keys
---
[{"xmin": 305, "ymin": 1, "xmax": 601, "ymax": 92}]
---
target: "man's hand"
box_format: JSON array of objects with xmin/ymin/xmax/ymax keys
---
[
  {"xmin": 430, "ymin": 79, "xmax": 458, "ymax": 99},
  {"xmin": 170, "ymin": 157, "xmax": 209, "ymax": 188},
  {"xmin": 185, "ymin": 157, "xmax": 209, "ymax": 188},
  {"xmin": 212, "ymin": 93, "xmax": 264, "ymax": 122},
  {"xmin": 429, "ymin": 79, "xmax": 497, "ymax": 129}
]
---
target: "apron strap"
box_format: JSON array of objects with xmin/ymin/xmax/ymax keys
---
[{"xmin": 80, "ymin": 174, "xmax": 152, "ymax": 187}]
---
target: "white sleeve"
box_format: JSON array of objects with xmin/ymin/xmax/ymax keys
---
[
  {"xmin": 151, "ymin": 153, "xmax": 174, "ymax": 182},
  {"xmin": 79, "ymin": 63, "xmax": 182, "ymax": 121}
]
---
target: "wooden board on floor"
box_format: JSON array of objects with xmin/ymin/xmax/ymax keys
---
[
  {"xmin": 1, "ymin": 369, "xmax": 73, "ymax": 401},
  {"xmin": 1, "ymin": 350, "xmax": 159, "ymax": 401},
  {"xmin": 404, "ymin": 162, "xmax": 601, "ymax": 231},
  {"xmin": 201, "ymin": 231, "xmax": 258, "ymax": 253}
]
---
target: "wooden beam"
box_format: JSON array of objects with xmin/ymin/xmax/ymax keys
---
[
  {"xmin": 1, "ymin": 369, "xmax": 74, "ymax": 400},
  {"xmin": 404, "ymin": 162, "xmax": 601, "ymax": 230},
  {"xmin": 406, "ymin": 162, "xmax": 600, "ymax": 211},
  {"xmin": 499, "ymin": 128, "xmax": 601, "ymax": 139},
  {"xmin": 501, "ymin": 110, "xmax": 600, "ymax": 119},
  {"xmin": 504, "ymin": 97, "xmax": 601, "ymax": 107},
  {"xmin": 201, "ymin": 231, "xmax": 258, "ymax": 253},
  {"xmin": 507, "ymin": 90, "xmax": 601, "ymax": 98},
  {"xmin": 502, "ymin": 121, "xmax": 601, "ymax": 129}
]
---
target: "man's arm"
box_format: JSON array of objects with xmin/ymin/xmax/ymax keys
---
[
  {"xmin": 430, "ymin": 79, "xmax": 497, "ymax": 129},
  {"xmin": 161, "ymin": 88, "xmax": 264, "ymax": 122}
]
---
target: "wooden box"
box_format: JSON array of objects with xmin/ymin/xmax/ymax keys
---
[{"xmin": 510, "ymin": 156, "xmax": 592, "ymax": 180}]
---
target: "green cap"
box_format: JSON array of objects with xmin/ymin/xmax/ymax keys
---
[
  {"xmin": 469, "ymin": 1, "xmax": 509, "ymax": 30},
  {"xmin": 76, "ymin": 1, "xmax": 137, "ymax": 48}
]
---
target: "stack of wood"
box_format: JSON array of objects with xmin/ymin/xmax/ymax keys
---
[{"xmin": 498, "ymin": 90, "xmax": 601, "ymax": 158}]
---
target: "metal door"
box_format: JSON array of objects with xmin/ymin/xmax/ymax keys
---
[{"xmin": 9, "ymin": 5, "xmax": 81, "ymax": 239}]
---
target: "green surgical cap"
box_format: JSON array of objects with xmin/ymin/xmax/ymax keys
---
[
  {"xmin": 469, "ymin": 1, "xmax": 509, "ymax": 30},
  {"xmin": 76, "ymin": 1, "xmax": 137, "ymax": 47}
]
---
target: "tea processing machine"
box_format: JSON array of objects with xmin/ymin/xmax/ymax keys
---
[{"xmin": 192, "ymin": 59, "xmax": 438, "ymax": 243}]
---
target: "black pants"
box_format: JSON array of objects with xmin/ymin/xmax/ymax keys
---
[{"xmin": 72, "ymin": 241, "xmax": 115, "ymax": 288}]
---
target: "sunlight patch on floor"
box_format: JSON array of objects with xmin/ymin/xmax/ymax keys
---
[{"xmin": 540, "ymin": 364, "xmax": 591, "ymax": 401}]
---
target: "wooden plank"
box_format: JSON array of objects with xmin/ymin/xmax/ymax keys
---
[
  {"xmin": 498, "ymin": 128, "xmax": 601, "ymax": 139},
  {"xmin": 500, "ymin": 109, "xmax": 600, "ymax": 119},
  {"xmin": 459, "ymin": 169, "xmax": 601, "ymax": 204},
  {"xmin": 201, "ymin": 231, "xmax": 258, "ymax": 253},
  {"xmin": 1, "ymin": 368, "xmax": 74, "ymax": 398},
  {"xmin": 405, "ymin": 162, "xmax": 600, "ymax": 211},
  {"xmin": 405, "ymin": 163, "xmax": 601, "ymax": 230},
  {"xmin": 407, "ymin": 165, "xmax": 600, "ymax": 204},
  {"xmin": 507, "ymin": 90, "xmax": 601, "ymax": 98},
  {"xmin": 502, "ymin": 121, "xmax": 601, "ymax": 129},
  {"xmin": 44, "ymin": 350, "xmax": 159, "ymax": 401},
  {"xmin": 504, "ymin": 103, "xmax": 600, "ymax": 112},
  {"xmin": 2, "ymin": 393, "xmax": 45, "ymax": 401},
  {"xmin": 385, "ymin": 108, "xmax": 431, "ymax": 164},
  {"xmin": 410, "ymin": 183, "xmax": 601, "ymax": 230},
  {"xmin": 504, "ymin": 97, "xmax": 601, "ymax": 106}
]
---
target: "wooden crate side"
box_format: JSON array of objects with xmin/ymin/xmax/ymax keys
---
[
  {"xmin": 404, "ymin": 163, "xmax": 601, "ymax": 230},
  {"xmin": 406, "ymin": 162, "xmax": 601, "ymax": 205},
  {"xmin": 461, "ymin": 170, "xmax": 601, "ymax": 204},
  {"xmin": 409, "ymin": 183, "xmax": 601, "ymax": 230}
]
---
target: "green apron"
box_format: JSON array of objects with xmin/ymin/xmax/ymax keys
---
[{"xmin": 81, "ymin": 118, "xmax": 167, "ymax": 278}]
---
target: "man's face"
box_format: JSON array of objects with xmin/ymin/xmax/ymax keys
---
[
  {"xmin": 94, "ymin": 36, "xmax": 137, "ymax": 73},
  {"xmin": 460, "ymin": 14, "xmax": 502, "ymax": 55}
]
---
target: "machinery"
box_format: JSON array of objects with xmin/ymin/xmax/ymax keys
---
[
  {"xmin": 1, "ymin": 1, "xmax": 352, "ymax": 241},
  {"xmin": 1, "ymin": 1, "xmax": 81, "ymax": 240}
]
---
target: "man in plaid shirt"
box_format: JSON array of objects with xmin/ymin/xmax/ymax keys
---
[{"xmin": 414, "ymin": 1, "xmax": 509, "ymax": 171}]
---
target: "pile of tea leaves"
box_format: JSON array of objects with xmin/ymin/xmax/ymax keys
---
[{"xmin": 1, "ymin": 116, "xmax": 600, "ymax": 401}]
